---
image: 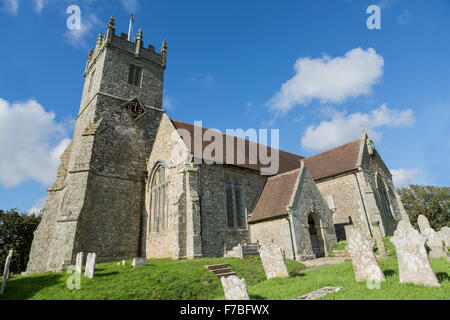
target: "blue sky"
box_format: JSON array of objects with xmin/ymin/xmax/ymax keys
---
[{"xmin": 0, "ymin": 0, "xmax": 449, "ymax": 213}]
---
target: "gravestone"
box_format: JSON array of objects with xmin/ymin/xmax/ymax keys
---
[
  {"xmin": 0, "ymin": 250, "xmax": 13, "ymax": 295},
  {"xmin": 221, "ymin": 275, "xmax": 250, "ymax": 300},
  {"xmin": 346, "ymin": 227, "xmax": 386, "ymax": 283},
  {"xmin": 132, "ymin": 257, "xmax": 146, "ymax": 268},
  {"xmin": 390, "ymin": 220, "xmax": 440, "ymax": 287},
  {"xmin": 122, "ymin": 260, "xmax": 126, "ymax": 266},
  {"xmin": 371, "ymin": 221, "xmax": 389, "ymax": 258},
  {"xmin": 84, "ymin": 253, "xmax": 96, "ymax": 279},
  {"xmin": 75, "ymin": 252, "xmax": 83, "ymax": 274},
  {"xmin": 438, "ymin": 226, "xmax": 450, "ymax": 251},
  {"xmin": 259, "ymin": 245, "xmax": 289, "ymax": 279},
  {"xmin": 417, "ymin": 215, "xmax": 445, "ymax": 258}
]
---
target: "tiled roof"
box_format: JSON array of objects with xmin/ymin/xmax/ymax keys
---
[
  {"xmin": 303, "ymin": 139, "xmax": 361, "ymax": 181},
  {"xmin": 170, "ymin": 119, "xmax": 305, "ymax": 175},
  {"xmin": 248, "ymin": 169, "xmax": 300, "ymax": 223}
]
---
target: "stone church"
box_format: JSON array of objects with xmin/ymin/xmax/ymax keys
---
[{"xmin": 26, "ymin": 18, "xmax": 407, "ymax": 272}]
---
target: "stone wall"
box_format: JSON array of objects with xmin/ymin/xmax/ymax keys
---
[
  {"xmin": 250, "ymin": 218, "xmax": 294, "ymax": 259},
  {"xmin": 145, "ymin": 114, "xmax": 191, "ymax": 259},
  {"xmin": 199, "ymin": 165, "xmax": 266, "ymax": 257},
  {"xmin": 315, "ymin": 173, "xmax": 368, "ymax": 241}
]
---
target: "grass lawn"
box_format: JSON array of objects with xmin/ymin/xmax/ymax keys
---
[{"xmin": 1, "ymin": 238, "xmax": 448, "ymax": 300}]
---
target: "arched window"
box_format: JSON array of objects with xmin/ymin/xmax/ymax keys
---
[
  {"xmin": 150, "ymin": 164, "xmax": 169, "ymax": 232},
  {"xmin": 377, "ymin": 174, "xmax": 393, "ymax": 219},
  {"xmin": 225, "ymin": 176, "xmax": 246, "ymax": 229}
]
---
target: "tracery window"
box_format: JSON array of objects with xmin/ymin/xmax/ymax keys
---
[
  {"xmin": 150, "ymin": 164, "xmax": 169, "ymax": 232},
  {"xmin": 377, "ymin": 174, "xmax": 393, "ymax": 218},
  {"xmin": 225, "ymin": 176, "xmax": 246, "ymax": 229}
]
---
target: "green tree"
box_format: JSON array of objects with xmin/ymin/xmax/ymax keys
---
[
  {"xmin": 0, "ymin": 209, "xmax": 41, "ymax": 274},
  {"xmin": 397, "ymin": 185, "xmax": 450, "ymax": 231}
]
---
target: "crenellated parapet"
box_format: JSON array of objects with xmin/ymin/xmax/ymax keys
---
[{"xmin": 84, "ymin": 16, "xmax": 167, "ymax": 78}]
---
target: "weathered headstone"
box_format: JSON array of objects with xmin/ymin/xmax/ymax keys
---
[
  {"xmin": 390, "ymin": 220, "xmax": 440, "ymax": 287},
  {"xmin": 371, "ymin": 221, "xmax": 389, "ymax": 258},
  {"xmin": 346, "ymin": 227, "xmax": 386, "ymax": 283},
  {"xmin": 0, "ymin": 250, "xmax": 13, "ymax": 295},
  {"xmin": 221, "ymin": 275, "xmax": 250, "ymax": 300},
  {"xmin": 75, "ymin": 252, "xmax": 83, "ymax": 274},
  {"xmin": 417, "ymin": 215, "xmax": 445, "ymax": 258},
  {"xmin": 84, "ymin": 253, "xmax": 96, "ymax": 279},
  {"xmin": 438, "ymin": 226, "xmax": 450, "ymax": 251},
  {"xmin": 132, "ymin": 257, "xmax": 146, "ymax": 268},
  {"xmin": 259, "ymin": 245, "xmax": 289, "ymax": 279}
]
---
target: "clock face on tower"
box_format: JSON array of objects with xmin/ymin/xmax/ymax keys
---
[{"xmin": 125, "ymin": 99, "xmax": 144, "ymax": 119}]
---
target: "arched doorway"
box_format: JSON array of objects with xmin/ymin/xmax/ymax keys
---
[{"xmin": 308, "ymin": 213, "xmax": 325, "ymax": 258}]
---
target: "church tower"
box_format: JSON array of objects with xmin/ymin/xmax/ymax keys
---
[{"xmin": 27, "ymin": 17, "xmax": 167, "ymax": 272}]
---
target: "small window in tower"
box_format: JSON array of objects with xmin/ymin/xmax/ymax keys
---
[{"xmin": 128, "ymin": 64, "xmax": 143, "ymax": 87}]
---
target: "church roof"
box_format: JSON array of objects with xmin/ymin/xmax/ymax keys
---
[
  {"xmin": 170, "ymin": 119, "xmax": 305, "ymax": 175},
  {"xmin": 248, "ymin": 168, "xmax": 300, "ymax": 224},
  {"xmin": 303, "ymin": 139, "xmax": 361, "ymax": 181}
]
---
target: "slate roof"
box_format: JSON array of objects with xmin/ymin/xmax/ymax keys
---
[
  {"xmin": 303, "ymin": 139, "xmax": 361, "ymax": 181},
  {"xmin": 248, "ymin": 168, "xmax": 300, "ymax": 224},
  {"xmin": 170, "ymin": 119, "xmax": 305, "ymax": 175}
]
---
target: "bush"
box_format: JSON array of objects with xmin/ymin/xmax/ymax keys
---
[{"xmin": 0, "ymin": 209, "xmax": 41, "ymax": 274}]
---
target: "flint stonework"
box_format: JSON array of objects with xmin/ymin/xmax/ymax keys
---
[
  {"xmin": 346, "ymin": 227, "xmax": 386, "ymax": 283},
  {"xmin": 0, "ymin": 250, "xmax": 13, "ymax": 295},
  {"xmin": 84, "ymin": 253, "xmax": 96, "ymax": 279},
  {"xmin": 390, "ymin": 221, "xmax": 440, "ymax": 287},
  {"xmin": 75, "ymin": 252, "xmax": 83, "ymax": 274},
  {"xmin": 221, "ymin": 275, "xmax": 250, "ymax": 300},
  {"xmin": 259, "ymin": 245, "xmax": 289, "ymax": 279}
]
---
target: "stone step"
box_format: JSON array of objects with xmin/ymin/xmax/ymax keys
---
[
  {"xmin": 211, "ymin": 268, "xmax": 233, "ymax": 274},
  {"xmin": 205, "ymin": 264, "xmax": 229, "ymax": 271}
]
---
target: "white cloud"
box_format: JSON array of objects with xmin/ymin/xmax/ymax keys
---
[
  {"xmin": 391, "ymin": 168, "xmax": 419, "ymax": 187},
  {"xmin": 0, "ymin": 98, "xmax": 71, "ymax": 188},
  {"xmin": 163, "ymin": 94, "xmax": 175, "ymax": 110},
  {"xmin": 268, "ymin": 48, "xmax": 384, "ymax": 113},
  {"xmin": 27, "ymin": 196, "xmax": 46, "ymax": 215},
  {"xmin": 301, "ymin": 104, "xmax": 415, "ymax": 151},
  {"xmin": 63, "ymin": 13, "xmax": 101, "ymax": 48},
  {"xmin": 32, "ymin": 0, "xmax": 45, "ymax": 13},
  {"xmin": 121, "ymin": 0, "xmax": 138, "ymax": 13},
  {"xmin": 189, "ymin": 73, "xmax": 215, "ymax": 88},
  {"xmin": 398, "ymin": 10, "xmax": 410, "ymax": 25},
  {"xmin": 0, "ymin": 0, "xmax": 19, "ymax": 15}
]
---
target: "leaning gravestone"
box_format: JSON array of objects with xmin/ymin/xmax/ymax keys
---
[
  {"xmin": 346, "ymin": 227, "xmax": 386, "ymax": 283},
  {"xmin": 132, "ymin": 257, "xmax": 146, "ymax": 268},
  {"xmin": 0, "ymin": 250, "xmax": 13, "ymax": 295},
  {"xmin": 417, "ymin": 215, "xmax": 445, "ymax": 258},
  {"xmin": 75, "ymin": 252, "xmax": 83, "ymax": 274},
  {"xmin": 221, "ymin": 275, "xmax": 250, "ymax": 300},
  {"xmin": 390, "ymin": 220, "xmax": 441, "ymax": 287},
  {"xmin": 84, "ymin": 253, "xmax": 96, "ymax": 279},
  {"xmin": 259, "ymin": 245, "xmax": 289, "ymax": 279},
  {"xmin": 371, "ymin": 221, "xmax": 389, "ymax": 258}
]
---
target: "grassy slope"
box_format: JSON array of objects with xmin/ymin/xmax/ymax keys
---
[
  {"xmin": 0, "ymin": 257, "xmax": 305, "ymax": 300},
  {"xmin": 1, "ymin": 237, "xmax": 448, "ymax": 300}
]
